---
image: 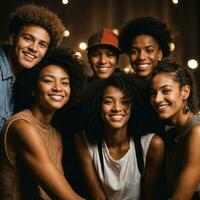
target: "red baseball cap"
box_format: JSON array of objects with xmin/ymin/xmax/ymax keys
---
[{"xmin": 87, "ymin": 28, "xmax": 121, "ymax": 52}]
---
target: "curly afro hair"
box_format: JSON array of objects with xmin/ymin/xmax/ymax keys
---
[
  {"xmin": 13, "ymin": 47, "xmax": 87, "ymax": 113},
  {"xmin": 9, "ymin": 3, "xmax": 66, "ymax": 49},
  {"xmin": 119, "ymin": 16, "xmax": 172, "ymax": 57},
  {"xmin": 82, "ymin": 71, "xmax": 148, "ymax": 142}
]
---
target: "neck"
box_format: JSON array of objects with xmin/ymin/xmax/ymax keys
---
[
  {"xmin": 104, "ymin": 126, "xmax": 129, "ymax": 148},
  {"xmin": 30, "ymin": 106, "xmax": 55, "ymax": 126},
  {"xmin": 173, "ymin": 111, "xmax": 194, "ymax": 142},
  {"xmin": 172, "ymin": 111, "xmax": 193, "ymax": 131}
]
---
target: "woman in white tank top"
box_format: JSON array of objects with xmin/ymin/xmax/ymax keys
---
[{"xmin": 75, "ymin": 72, "xmax": 164, "ymax": 200}]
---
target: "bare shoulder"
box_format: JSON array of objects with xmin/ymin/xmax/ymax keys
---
[
  {"xmin": 149, "ymin": 134, "xmax": 164, "ymax": 152},
  {"xmin": 8, "ymin": 119, "xmax": 46, "ymax": 152},
  {"xmin": 9, "ymin": 119, "xmax": 39, "ymax": 139},
  {"xmin": 146, "ymin": 134, "xmax": 165, "ymax": 162},
  {"xmin": 188, "ymin": 124, "xmax": 200, "ymax": 140},
  {"xmin": 187, "ymin": 124, "xmax": 200, "ymax": 152}
]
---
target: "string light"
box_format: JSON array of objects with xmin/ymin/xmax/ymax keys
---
[
  {"xmin": 172, "ymin": 0, "xmax": 178, "ymax": 4},
  {"xmin": 62, "ymin": 0, "xmax": 69, "ymax": 5},
  {"xmin": 187, "ymin": 59, "xmax": 198, "ymax": 69},
  {"xmin": 75, "ymin": 51, "xmax": 82, "ymax": 59},
  {"xmin": 63, "ymin": 30, "xmax": 70, "ymax": 37},
  {"xmin": 112, "ymin": 29, "xmax": 119, "ymax": 36},
  {"xmin": 123, "ymin": 64, "xmax": 134, "ymax": 73},
  {"xmin": 79, "ymin": 42, "xmax": 87, "ymax": 50},
  {"xmin": 169, "ymin": 42, "xmax": 175, "ymax": 51}
]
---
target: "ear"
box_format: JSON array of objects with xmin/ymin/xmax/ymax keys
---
[
  {"xmin": 158, "ymin": 49, "xmax": 163, "ymax": 61},
  {"xmin": 181, "ymin": 85, "xmax": 190, "ymax": 100}
]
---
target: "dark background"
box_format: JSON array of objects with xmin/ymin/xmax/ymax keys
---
[{"xmin": 0, "ymin": 0, "xmax": 200, "ymax": 97}]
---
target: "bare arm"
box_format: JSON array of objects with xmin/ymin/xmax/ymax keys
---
[
  {"xmin": 74, "ymin": 133, "xmax": 106, "ymax": 200},
  {"xmin": 9, "ymin": 120, "xmax": 85, "ymax": 200},
  {"xmin": 55, "ymin": 131, "xmax": 65, "ymax": 175},
  {"xmin": 170, "ymin": 125, "xmax": 200, "ymax": 200},
  {"xmin": 141, "ymin": 134, "xmax": 165, "ymax": 200}
]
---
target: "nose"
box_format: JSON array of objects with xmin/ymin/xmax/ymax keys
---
[
  {"xmin": 153, "ymin": 92, "xmax": 163, "ymax": 103},
  {"xmin": 52, "ymin": 82, "xmax": 62, "ymax": 92},
  {"xmin": 138, "ymin": 50, "xmax": 146, "ymax": 60},
  {"xmin": 112, "ymin": 101, "xmax": 122, "ymax": 111},
  {"xmin": 28, "ymin": 41, "xmax": 38, "ymax": 52},
  {"xmin": 99, "ymin": 54, "xmax": 107, "ymax": 64}
]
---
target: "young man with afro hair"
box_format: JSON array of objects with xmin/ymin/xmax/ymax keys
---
[
  {"xmin": 0, "ymin": 3, "xmax": 65, "ymax": 132},
  {"xmin": 119, "ymin": 16, "xmax": 172, "ymax": 78}
]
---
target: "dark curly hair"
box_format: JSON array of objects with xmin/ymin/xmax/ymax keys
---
[
  {"xmin": 13, "ymin": 47, "xmax": 87, "ymax": 113},
  {"xmin": 149, "ymin": 59, "xmax": 199, "ymax": 114},
  {"xmin": 82, "ymin": 71, "xmax": 147, "ymax": 142},
  {"xmin": 119, "ymin": 16, "xmax": 172, "ymax": 58},
  {"xmin": 9, "ymin": 3, "xmax": 66, "ymax": 49}
]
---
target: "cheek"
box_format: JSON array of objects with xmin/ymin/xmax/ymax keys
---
[
  {"xmin": 129, "ymin": 54, "xmax": 137, "ymax": 62},
  {"xmin": 65, "ymin": 86, "xmax": 71, "ymax": 97},
  {"xmin": 101, "ymin": 105, "xmax": 109, "ymax": 118},
  {"xmin": 110, "ymin": 57, "xmax": 118, "ymax": 65},
  {"xmin": 90, "ymin": 57, "xmax": 98, "ymax": 65}
]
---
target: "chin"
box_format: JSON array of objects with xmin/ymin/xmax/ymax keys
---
[{"xmin": 157, "ymin": 113, "xmax": 170, "ymax": 120}]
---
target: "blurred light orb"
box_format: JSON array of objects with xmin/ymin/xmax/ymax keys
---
[
  {"xmin": 112, "ymin": 29, "xmax": 119, "ymax": 36},
  {"xmin": 187, "ymin": 59, "xmax": 198, "ymax": 69},
  {"xmin": 62, "ymin": 0, "xmax": 69, "ymax": 5},
  {"xmin": 124, "ymin": 67, "xmax": 131, "ymax": 73},
  {"xmin": 75, "ymin": 51, "xmax": 82, "ymax": 59},
  {"xmin": 172, "ymin": 0, "xmax": 178, "ymax": 4},
  {"xmin": 169, "ymin": 42, "xmax": 175, "ymax": 51},
  {"xmin": 63, "ymin": 30, "xmax": 70, "ymax": 37},
  {"xmin": 79, "ymin": 42, "xmax": 87, "ymax": 50}
]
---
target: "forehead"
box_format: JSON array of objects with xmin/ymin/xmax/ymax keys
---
[
  {"xmin": 131, "ymin": 34, "xmax": 159, "ymax": 48},
  {"xmin": 18, "ymin": 25, "xmax": 50, "ymax": 43},
  {"xmin": 40, "ymin": 64, "xmax": 69, "ymax": 78},
  {"xmin": 151, "ymin": 73, "xmax": 178, "ymax": 87},
  {"xmin": 103, "ymin": 86, "xmax": 126, "ymax": 96}
]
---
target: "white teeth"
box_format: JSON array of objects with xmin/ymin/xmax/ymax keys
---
[
  {"xmin": 50, "ymin": 95, "xmax": 63, "ymax": 101},
  {"xmin": 24, "ymin": 52, "xmax": 36, "ymax": 59},
  {"xmin": 97, "ymin": 67, "xmax": 109, "ymax": 72},
  {"xmin": 110, "ymin": 115, "xmax": 123, "ymax": 121},
  {"xmin": 157, "ymin": 105, "xmax": 168, "ymax": 111},
  {"xmin": 136, "ymin": 64, "xmax": 149, "ymax": 69}
]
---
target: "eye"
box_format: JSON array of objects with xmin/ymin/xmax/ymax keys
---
[
  {"xmin": 90, "ymin": 52, "xmax": 100, "ymax": 57},
  {"xmin": 39, "ymin": 42, "xmax": 48, "ymax": 49},
  {"xmin": 130, "ymin": 48, "xmax": 138, "ymax": 55},
  {"xmin": 103, "ymin": 98, "xmax": 113, "ymax": 104},
  {"xmin": 22, "ymin": 35, "xmax": 33, "ymax": 42},
  {"xmin": 43, "ymin": 79, "xmax": 53, "ymax": 84},
  {"xmin": 106, "ymin": 52, "xmax": 115, "ymax": 57},
  {"xmin": 162, "ymin": 89, "xmax": 172, "ymax": 94},
  {"xmin": 121, "ymin": 98, "xmax": 130, "ymax": 106},
  {"xmin": 62, "ymin": 80, "xmax": 70, "ymax": 86},
  {"xmin": 146, "ymin": 48, "xmax": 155, "ymax": 54}
]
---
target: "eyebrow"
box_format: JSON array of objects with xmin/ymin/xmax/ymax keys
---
[
  {"xmin": 41, "ymin": 74, "xmax": 70, "ymax": 79},
  {"xmin": 159, "ymin": 85, "xmax": 173, "ymax": 89},
  {"xmin": 131, "ymin": 45, "xmax": 156, "ymax": 49},
  {"xmin": 21, "ymin": 33, "xmax": 49, "ymax": 45}
]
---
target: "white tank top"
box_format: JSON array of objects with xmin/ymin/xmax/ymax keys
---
[{"xmin": 84, "ymin": 133, "xmax": 154, "ymax": 200}]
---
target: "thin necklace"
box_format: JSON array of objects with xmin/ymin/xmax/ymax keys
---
[{"xmin": 174, "ymin": 112, "xmax": 193, "ymax": 143}]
